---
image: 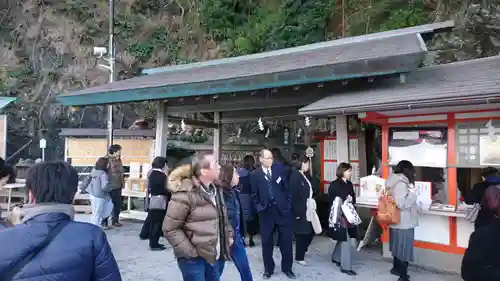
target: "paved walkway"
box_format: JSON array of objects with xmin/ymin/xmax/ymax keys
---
[{"xmin": 76, "ymin": 215, "xmax": 460, "ymax": 281}]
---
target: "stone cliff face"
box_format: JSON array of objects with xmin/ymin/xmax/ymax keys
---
[{"xmin": 0, "ymin": 0, "xmax": 498, "ymax": 160}]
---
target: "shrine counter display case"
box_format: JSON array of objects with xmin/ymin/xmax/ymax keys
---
[{"xmin": 357, "ymin": 109, "xmax": 500, "ymax": 273}]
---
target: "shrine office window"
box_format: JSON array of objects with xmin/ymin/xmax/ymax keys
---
[
  {"xmin": 388, "ymin": 127, "xmax": 449, "ymax": 204},
  {"xmin": 456, "ymin": 120, "xmax": 500, "ymax": 166}
]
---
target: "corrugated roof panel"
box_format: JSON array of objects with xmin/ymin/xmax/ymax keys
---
[
  {"xmin": 0, "ymin": 97, "xmax": 16, "ymax": 110},
  {"xmin": 66, "ymin": 33, "xmax": 425, "ymax": 96},
  {"xmin": 142, "ymin": 21, "xmax": 453, "ymax": 75},
  {"xmin": 299, "ymin": 56, "xmax": 500, "ymax": 115}
]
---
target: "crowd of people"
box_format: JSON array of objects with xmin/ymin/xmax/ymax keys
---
[{"xmin": 0, "ymin": 146, "xmax": 499, "ymax": 281}]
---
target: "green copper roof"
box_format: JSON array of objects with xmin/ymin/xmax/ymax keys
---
[{"xmin": 57, "ymin": 21, "xmax": 454, "ymax": 106}]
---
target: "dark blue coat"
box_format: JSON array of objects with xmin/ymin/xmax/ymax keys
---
[
  {"xmin": 237, "ymin": 168, "xmax": 255, "ymax": 222},
  {"xmin": 289, "ymin": 169, "xmax": 314, "ymax": 235},
  {"xmin": 250, "ymin": 164, "xmax": 291, "ymax": 215},
  {"xmin": 223, "ymin": 188, "xmax": 245, "ymax": 239},
  {"xmin": 0, "ymin": 213, "xmax": 122, "ymax": 281}
]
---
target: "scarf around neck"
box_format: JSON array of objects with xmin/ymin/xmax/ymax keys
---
[{"xmin": 8, "ymin": 203, "xmax": 75, "ymax": 225}]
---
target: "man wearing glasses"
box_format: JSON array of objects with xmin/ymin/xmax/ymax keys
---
[{"xmin": 250, "ymin": 149, "xmax": 295, "ymax": 279}]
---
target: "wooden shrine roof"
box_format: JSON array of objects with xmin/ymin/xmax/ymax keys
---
[
  {"xmin": 299, "ymin": 55, "xmax": 500, "ymax": 116},
  {"xmin": 57, "ymin": 21, "xmax": 454, "ymax": 106}
]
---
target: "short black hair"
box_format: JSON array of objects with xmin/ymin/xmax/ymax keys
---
[
  {"xmin": 242, "ymin": 155, "xmax": 255, "ymax": 171},
  {"xmin": 152, "ymin": 156, "xmax": 168, "ymax": 169},
  {"xmin": 108, "ymin": 144, "xmax": 122, "ymax": 155},
  {"xmin": 336, "ymin": 162, "xmax": 353, "ymax": 178},
  {"xmin": 291, "ymin": 154, "xmax": 309, "ymax": 170},
  {"xmin": 482, "ymin": 166, "xmax": 499, "ymax": 179},
  {"xmin": 26, "ymin": 161, "xmax": 78, "ymax": 204},
  {"xmin": 0, "ymin": 157, "xmax": 16, "ymax": 183},
  {"xmin": 271, "ymin": 148, "xmax": 284, "ymax": 162},
  {"xmin": 95, "ymin": 157, "xmax": 109, "ymax": 171}
]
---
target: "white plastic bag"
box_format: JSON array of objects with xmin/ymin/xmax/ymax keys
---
[
  {"xmin": 341, "ymin": 200, "xmax": 362, "ymax": 226},
  {"xmin": 329, "ymin": 197, "xmax": 342, "ymax": 228}
]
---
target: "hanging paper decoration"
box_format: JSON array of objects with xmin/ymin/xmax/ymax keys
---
[
  {"xmin": 486, "ymin": 119, "xmax": 497, "ymax": 141},
  {"xmin": 297, "ymin": 128, "xmax": 302, "ymax": 139},
  {"xmin": 265, "ymin": 128, "xmax": 270, "ymax": 138},
  {"xmin": 258, "ymin": 117, "xmax": 264, "ymax": 131},
  {"xmin": 181, "ymin": 119, "xmax": 186, "ymax": 131},
  {"xmin": 237, "ymin": 127, "xmax": 242, "ymax": 138},
  {"xmin": 305, "ymin": 116, "xmax": 311, "ymax": 127},
  {"xmin": 330, "ymin": 118, "xmax": 336, "ymax": 134},
  {"xmin": 284, "ymin": 127, "xmax": 289, "ymax": 145}
]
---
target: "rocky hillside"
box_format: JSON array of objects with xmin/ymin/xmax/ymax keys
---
[{"xmin": 0, "ymin": 0, "xmax": 498, "ymax": 160}]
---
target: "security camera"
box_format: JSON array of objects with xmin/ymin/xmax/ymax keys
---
[{"xmin": 93, "ymin": 47, "xmax": 107, "ymax": 57}]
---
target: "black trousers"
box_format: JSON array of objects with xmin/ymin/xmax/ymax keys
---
[
  {"xmin": 102, "ymin": 188, "xmax": 122, "ymax": 225},
  {"xmin": 393, "ymin": 257, "xmax": 409, "ymax": 279},
  {"xmin": 259, "ymin": 206, "xmax": 293, "ymax": 273},
  {"xmin": 141, "ymin": 209, "xmax": 166, "ymax": 247},
  {"xmin": 295, "ymin": 233, "xmax": 314, "ymax": 261}
]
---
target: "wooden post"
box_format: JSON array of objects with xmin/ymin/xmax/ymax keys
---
[
  {"xmin": 213, "ymin": 112, "xmax": 221, "ymax": 162},
  {"xmin": 336, "ymin": 115, "xmax": 349, "ymax": 163},
  {"xmin": 155, "ymin": 102, "xmax": 168, "ymax": 157}
]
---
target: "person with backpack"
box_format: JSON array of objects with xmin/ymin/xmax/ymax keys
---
[
  {"xmin": 83, "ymin": 157, "xmax": 114, "ymax": 228},
  {"xmin": 0, "ymin": 161, "xmax": 121, "ymax": 281},
  {"xmin": 385, "ymin": 160, "xmax": 418, "ymax": 281}
]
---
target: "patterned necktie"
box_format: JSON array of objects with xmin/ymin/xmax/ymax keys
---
[{"xmin": 266, "ymin": 169, "xmax": 272, "ymax": 181}]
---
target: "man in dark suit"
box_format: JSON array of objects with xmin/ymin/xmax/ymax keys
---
[{"xmin": 251, "ymin": 149, "xmax": 296, "ymax": 279}]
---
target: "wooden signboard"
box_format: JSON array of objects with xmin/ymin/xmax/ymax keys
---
[
  {"xmin": 321, "ymin": 136, "xmax": 360, "ymax": 193},
  {"xmin": 65, "ymin": 138, "xmax": 154, "ymax": 166},
  {"xmin": 0, "ymin": 115, "xmax": 6, "ymax": 159}
]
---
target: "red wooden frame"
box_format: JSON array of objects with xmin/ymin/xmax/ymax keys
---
[
  {"xmin": 319, "ymin": 136, "xmax": 360, "ymax": 193},
  {"xmin": 363, "ymin": 109, "xmax": 500, "ymax": 255}
]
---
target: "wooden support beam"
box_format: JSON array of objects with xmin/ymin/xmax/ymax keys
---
[
  {"xmin": 167, "ymin": 115, "xmax": 219, "ymax": 128},
  {"xmin": 220, "ymin": 107, "xmax": 301, "ymax": 123}
]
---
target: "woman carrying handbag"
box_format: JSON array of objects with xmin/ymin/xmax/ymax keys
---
[
  {"xmin": 386, "ymin": 160, "xmax": 419, "ymax": 281},
  {"xmin": 290, "ymin": 154, "xmax": 321, "ymax": 266},
  {"xmin": 327, "ymin": 162, "xmax": 359, "ymax": 276},
  {"xmin": 140, "ymin": 157, "xmax": 170, "ymax": 251}
]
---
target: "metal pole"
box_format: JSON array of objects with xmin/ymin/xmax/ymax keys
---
[
  {"xmin": 42, "ymin": 148, "xmax": 45, "ymax": 162},
  {"xmin": 107, "ymin": 0, "xmax": 115, "ymax": 147}
]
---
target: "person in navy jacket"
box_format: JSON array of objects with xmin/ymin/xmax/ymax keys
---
[
  {"xmin": 218, "ymin": 164, "xmax": 254, "ymax": 281},
  {"xmin": 251, "ymin": 149, "xmax": 295, "ymax": 279},
  {"xmin": 237, "ymin": 155, "xmax": 258, "ymax": 247},
  {"xmin": 0, "ymin": 161, "xmax": 121, "ymax": 281}
]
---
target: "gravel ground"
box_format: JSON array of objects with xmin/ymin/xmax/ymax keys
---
[{"xmin": 75, "ymin": 214, "xmax": 461, "ymax": 281}]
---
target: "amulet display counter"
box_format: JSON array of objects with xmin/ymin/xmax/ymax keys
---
[{"xmin": 356, "ymin": 110, "xmax": 500, "ymax": 273}]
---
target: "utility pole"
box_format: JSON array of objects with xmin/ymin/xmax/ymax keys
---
[
  {"xmin": 107, "ymin": 0, "xmax": 115, "ymax": 147},
  {"xmin": 94, "ymin": 0, "xmax": 116, "ymax": 148}
]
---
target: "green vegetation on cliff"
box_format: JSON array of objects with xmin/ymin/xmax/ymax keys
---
[{"xmin": 0, "ymin": 0, "xmax": 498, "ymax": 160}]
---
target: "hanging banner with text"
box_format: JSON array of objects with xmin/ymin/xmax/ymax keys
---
[{"xmin": 65, "ymin": 138, "xmax": 154, "ymax": 166}]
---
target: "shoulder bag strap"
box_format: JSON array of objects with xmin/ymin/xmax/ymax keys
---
[{"xmin": 2, "ymin": 221, "xmax": 69, "ymax": 281}]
